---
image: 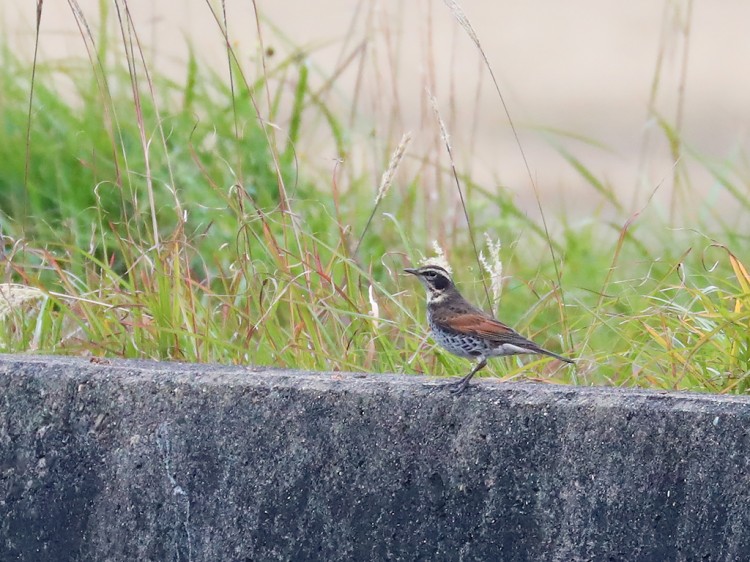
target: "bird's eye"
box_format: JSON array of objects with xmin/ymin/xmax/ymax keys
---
[{"xmin": 425, "ymin": 271, "xmax": 435, "ymax": 277}]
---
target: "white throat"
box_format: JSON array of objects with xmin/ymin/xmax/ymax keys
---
[{"xmin": 427, "ymin": 290, "xmax": 447, "ymax": 305}]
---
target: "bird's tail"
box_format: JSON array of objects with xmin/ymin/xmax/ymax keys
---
[{"xmin": 536, "ymin": 347, "xmax": 575, "ymax": 364}]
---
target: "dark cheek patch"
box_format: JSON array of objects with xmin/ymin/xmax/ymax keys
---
[{"xmin": 433, "ymin": 275, "xmax": 449, "ymax": 290}]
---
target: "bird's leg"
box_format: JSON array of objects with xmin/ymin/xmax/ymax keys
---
[{"xmin": 447, "ymin": 357, "xmax": 487, "ymax": 395}]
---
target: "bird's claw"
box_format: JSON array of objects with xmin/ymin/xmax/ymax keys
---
[
  {"xmin": 422, "ymin": 379, "xmax": 470, "ymax": 395},
  {"xmin": 447, "ymin": 381, "xmax": 469, "ymax": 395}
]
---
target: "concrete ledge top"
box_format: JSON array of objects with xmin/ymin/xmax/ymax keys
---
[{"xmin": 2, "ymin": 352, "xmax": 749, "ymax": 411}]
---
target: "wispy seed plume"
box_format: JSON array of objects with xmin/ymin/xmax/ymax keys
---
[
  {"xmin": 375, "ymin": 132, "xmax": 413, "ymax": 205},
  {"xmin": 421, "ymin": 241, "xmax": 453, "ymax": 275},
  {"xmin": 479, "ymin": 233, "xmax": 503, "ymax": 304},
  {"xmin": 354, "ymin": 132, "xmax": 413, "ymax": 255}
]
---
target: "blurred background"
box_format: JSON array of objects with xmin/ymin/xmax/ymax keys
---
[
  {"xmin": 1, "ymin": 1, "xmax": 748, "ymax": 388},
  {"xmin": 4, "ymin": 0, "xmax": 749, "ymax": 223}
]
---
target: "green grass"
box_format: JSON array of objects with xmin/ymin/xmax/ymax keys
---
[{"xmin": 1, "ymin": 3, "xmax": 749, "ymax": 393}]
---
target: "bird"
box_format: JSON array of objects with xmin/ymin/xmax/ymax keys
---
[{"xmin": 404, "ymin": 264, "xmax": 574, "ymax": 394}]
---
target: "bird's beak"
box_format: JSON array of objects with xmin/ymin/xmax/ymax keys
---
[{"xmin": 403, "ymin": 268, "xmax": 418, "ymax": 276}]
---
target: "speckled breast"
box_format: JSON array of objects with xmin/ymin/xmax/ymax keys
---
[{"xmin": 428, "ymin": 314, "xmax": 487, "ymax": 358}]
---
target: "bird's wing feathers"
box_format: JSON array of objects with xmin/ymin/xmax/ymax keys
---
[
  {"xmin": 436, "ymin": 312, "xmax": 525, "ymax": 343},
  {"xmin": 435, "ymin": 311, "xmax": 573, "ymax": 362}
]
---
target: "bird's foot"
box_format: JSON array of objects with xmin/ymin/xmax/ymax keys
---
[
  {"xmin": 447, "ymin": 379, "xmax": 470, "ymax": 395},
  {"xmin": 422, "ymin": 379, "xmax": 471, "ymax": 395}
]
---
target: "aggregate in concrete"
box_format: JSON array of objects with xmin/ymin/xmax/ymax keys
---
[{"xmin": 1, "ymin": 355, "xmax": 749, "ymax": 561}]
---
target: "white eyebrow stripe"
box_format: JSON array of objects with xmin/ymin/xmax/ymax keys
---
[{"xmin": 420, "ymin": 266, "xmax": 451, "ymax": 277}]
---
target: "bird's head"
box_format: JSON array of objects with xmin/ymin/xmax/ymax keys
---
[{"xmin": 404, "ymin": 265, "xmax": 455, "ymax": 303}]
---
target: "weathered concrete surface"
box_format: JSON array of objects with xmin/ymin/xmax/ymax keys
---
[{"xmin": 1, "ymin": 355, "xmax": 749, "ymax": 561}]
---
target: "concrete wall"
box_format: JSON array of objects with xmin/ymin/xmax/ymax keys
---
[{"xmin": 1, "ymin": 355, "xmax": 749, "ymax": 561}]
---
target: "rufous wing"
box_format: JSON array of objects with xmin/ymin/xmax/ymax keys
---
[
  {"xmin": 436, "ymin": 312, "xmax": 520, "ymax": 341},
  {"xmin": 434, "ymin": 311, "xmax": 574, "ymax": 362}
]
